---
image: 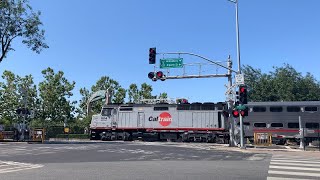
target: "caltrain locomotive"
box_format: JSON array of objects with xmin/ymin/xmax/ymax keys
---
[
  {"xmin": 90, "ymin": 99, "xmax": 320, "ymax": 145},
  {"xmin": 90, "ymin": 99, "xmax": 229, "ymax": 143}
]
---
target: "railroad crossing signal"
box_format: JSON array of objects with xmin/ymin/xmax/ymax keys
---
[
  {"xmin": 149, "ymin": 47, "xmax": 156, "ymax": 64},
  {"xmin": 239, "ymin": 85, "xmax": 248, "ymax": 104},
  {"xmin": 232, "ymin": 109, "xmax": 239, "ymax": 118}
]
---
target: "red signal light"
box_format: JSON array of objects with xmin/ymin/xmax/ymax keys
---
[
  {"xmin": 156, "ymin": 71, "xmax": 163, "ymax": 79},
  {"xmin": 240, "ymin": 87, "xmax": 245, "ymax": 93},
  {"xmin": 232, "ymin": 110, "xmax": 239, "ymax": 118},
  {"xmin": 240, "ymin": 110, "xmax": 245, "ymax": 117}
]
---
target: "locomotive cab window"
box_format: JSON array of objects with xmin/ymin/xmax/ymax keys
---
[
  {"xmin": 254, "ymin": 123, "xmax": 266, "ymax": 127},
  {"xmin": 305, "ymin": 106, "xmax": 318, "ymax": 112},
  {"xmin": 253, "ymin": 106, "xmax": 266, "ymax": 112},
  {"xmin": 101, "ymin": 108, "xmax": 112, "ymax": 116},
  {"xmin": 288, "ymin": 123, "xmax": 299, "ymax": 128},
  {"xmin": 287, "ymin": 106, "xmax": 300, "ymax": 112},
  {"xmin": 305, "ymin": 123, "xmax": 319, "ymax": 129},
  {"xmin": 271, "ymin": 123, "xmax": 283, "ymax": 128},
  {"xmin": 270, "ymin": 106, "xmax": 283, "ymax": 112}
]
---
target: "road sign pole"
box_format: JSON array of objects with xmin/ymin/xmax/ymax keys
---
[
  {"xmin": 299, "ymin": 116, "xmax": 304, "ymax": 149},
  {"xmin": 239, "ymin": 114, "xmax": 245, "ymax": 148}
]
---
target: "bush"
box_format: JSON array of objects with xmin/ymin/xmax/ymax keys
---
[{"xmin": 55, "ymin": 134, "xmax": 89, "ymax": 139}]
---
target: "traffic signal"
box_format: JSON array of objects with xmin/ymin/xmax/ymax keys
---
[
  {"xmin": 148, "ymin": 71, "xmax": 165, "ymax": 81},
  {"xmin": 240, "ymin": 107, "xmax": 249, "ymax": 117},
  {"xmin": 149, "ymin": 47, "xmax": 156, "ymax": 64},
  {"xmin": 239, "ymin": 85, "xmax": 248, "ymax": 104},
  {"xmin": 148, "ymin": 72, "xmax": 157, "ymax": 81},
  {"xmin": 232, "ymin": 109, "xmax": 239, "ymax": 118}
]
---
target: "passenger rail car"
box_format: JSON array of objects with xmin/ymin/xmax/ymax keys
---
[
  {"xmin": 90, "ymin": 102, "xmax": 229, "ymax": 142},
  {"xmin": 242, "ymin": 101, "xmax": 320, "ymax": 144}
]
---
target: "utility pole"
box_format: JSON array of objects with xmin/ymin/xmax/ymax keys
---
[
  {"xmin": 20, "ymin": 87, "xmax": 28, "ymax": 141},
  {"xmin": 227, "ymin": 56, "xmax": 235, "ymax": 146}
]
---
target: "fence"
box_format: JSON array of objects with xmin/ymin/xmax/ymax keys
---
[{"xmin": 254, "ymin": 132, "xmax": 272, "ymax": 146}]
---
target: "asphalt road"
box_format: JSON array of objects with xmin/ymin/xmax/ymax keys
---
[{"xmin": 0, "ymin": 142, "xmax": 271, "ymax": 180}]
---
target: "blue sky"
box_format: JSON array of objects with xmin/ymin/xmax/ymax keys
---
[{"xmin": 1, "ymin": 0, "xmax": 319, "ymax": 103}]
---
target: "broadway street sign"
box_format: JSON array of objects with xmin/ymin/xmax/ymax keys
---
[{"xmin": 160, "ymin": 58, "xmax": 183, "ymax": 69}]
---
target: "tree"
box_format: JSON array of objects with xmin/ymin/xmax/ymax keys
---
[
  {"xmin": 128, "ymin": 83, "xmax": 139, "ymax": 103},
  {"xmin": 139, "ymin": 83, "xmax": 153, "ymax": 99},
  {"xmin": 0, "ymin": 0, "xmax": 48, "ymax": 63},
  {"xmin": 243, "ymin": 64, "xmax": 320, "ymax": 101},
  {"xmin": 158, "ymin": 92, "xmax": 168, "ymax": 99},
  {"xmin": 79, "ymin": 76, "xmax": 125, "ymax": 115},
  {"xmin": 0, "ymin": 71, "xmax": 37, "ymax": 127},
  {"xmin": 38, "ymin": 67, "xmax": 76, "ymax": 126}
]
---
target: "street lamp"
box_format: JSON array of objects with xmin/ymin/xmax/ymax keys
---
[{"xmin": 228, "ymin": 0, "xmax": 245, "ymax": 149}]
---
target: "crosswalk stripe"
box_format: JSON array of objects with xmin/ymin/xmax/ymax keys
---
[
  {"xmin": 270, "ymin": 161, "xmax": 320, "ymax": 167},
  {"xmin": 271, "ymin": 159, "xmax": 320, "ymax": 164},
  {"xmin": 0, "ymin": 161, "xmax": 43, "ymax": 174},
  {"xmin": 269, "ymin": 165, "xmax": 320, "ymax": 172},
  {"xmin": 268, "ymin": 170, "xmax": 320, "ymax": 177},
  {"xmin": 267, "ymin": 177, "xmax": 312, "ymax": 180},
  {"xmin": 272, "ymin": 157, "xmax": 320, "ymax": 161}
]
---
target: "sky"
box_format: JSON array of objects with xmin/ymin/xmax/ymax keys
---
[{"xmin": 1, "ymin": 0, "xmax": 320, "ymax": 104}]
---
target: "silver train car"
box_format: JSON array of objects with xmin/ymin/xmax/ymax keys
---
[
  {"xmin": 241, "ymin": 101, "xmax": 320, "ymax": 144},
  {"xmin": 90, "ymin": 102, "xmax": 229, "ymax": 142}
]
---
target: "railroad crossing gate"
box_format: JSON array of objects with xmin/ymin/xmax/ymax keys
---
[{"xmin": 254, "ymin": 132, "xmax": 272, "ymax": 146}]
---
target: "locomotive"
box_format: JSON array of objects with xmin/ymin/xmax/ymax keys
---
[
  {"xmin": 89, "ymin": 99, "xmax": 229, "ymax": 143},
  {"xmin": 89, "ymin": 94, "xmax": 320, "ymax": 145}
]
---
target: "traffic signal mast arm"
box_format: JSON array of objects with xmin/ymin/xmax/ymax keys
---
[{"xmin": 157, "ymin": 52, "xmax": 238, "ymax": 73}]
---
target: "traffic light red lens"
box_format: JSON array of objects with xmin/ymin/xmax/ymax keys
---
[
  {"xmin": 240, "ymin": 87, "xmax": 245, "ymax": 93},
  {"xmin": 156, "ymin": 71, "xmax": 163, "ymax": 78},
  {"xmin": 233, "ymin": 111, "xmax": 239, "ymax": 116},
  {"xmin": 240, "ymin": 110, "xmax": 245, "ymax": 116}
]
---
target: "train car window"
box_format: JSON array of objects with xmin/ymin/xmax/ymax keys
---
[
  {"xmin": 288, "ymin": 123, "xmax": 299, "ymax": 128},
  {"xmin": 287, "ymin": 106, "xmax": 300, "ymax": 112},
  {"xmin": 119, "ymin": 107, "xmax": 133, "ymax": 111},
  {"xmin": 305, "ymin": 123, "xmax": 319, "ymax": 129},
  {"xmin": 270, "ymin": 106, "xmax": 283, "ymax": 112},
  {"xmin": 254, "ymin": 123, "xmax": 266, "ymax": 127},
  {"xmin": 237, "ymin": 122, "xmax": 250, "ymax": 126},
  {"xmin": 305, "ymin": 106, "xmax": 318, "ymax": 112},
  {"xmin": 154, "ymin": 107, "xmax": 169, "ymax": 111},
  {"xmin": 252, "ymin": 106, "xmax": 266, "ymax": 112},
  {"xmin": 271, "ymin": 123, "xmax": 283, "ymax": 127}
]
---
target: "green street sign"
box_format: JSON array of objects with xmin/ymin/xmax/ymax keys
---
[
  {"xmin": 160, "ymin": 58, "xmax": 183, "ymax": 69},
  {"xmin": 236, "ymin": 104, "xmax": 247, "ymax": 110}
]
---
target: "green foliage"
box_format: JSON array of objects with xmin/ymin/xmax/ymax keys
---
[
  {"xmin": 158, "ymin": 92, "xmax": 168, "ymax": 99},
  {"xmin": 38, "ymin": 67, "xmax": 76, "ymax": 124},
  {"xmin": 128, "ymin": 83, "xmax": 139, "ymax": 103},
  {"xmin": 243, "ymin": 64, "xmax": 320, "ymax": 101},
  {"xmin": 0, "ymin": 0, "xmax": 48, "ymax": 63},
  {"xmin": 78, "ymin": 76, "xmax": 125, "ymax": 116},
  {"xmin": 0, "ymin": 70, "xmax": 38, "ymax": 125}
]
